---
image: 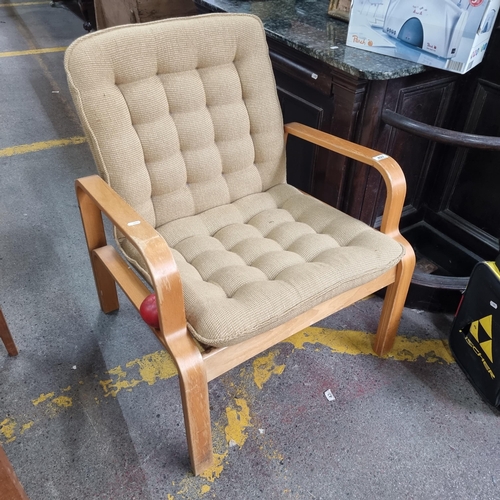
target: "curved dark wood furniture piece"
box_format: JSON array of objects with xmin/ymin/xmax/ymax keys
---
[
  {"xmin": 382, "ymin": 109, "xmax": 500, "ymax": 311},
  {"xmin": 382, "ymin": 110, "xmax": 500, "ymax": 150}
]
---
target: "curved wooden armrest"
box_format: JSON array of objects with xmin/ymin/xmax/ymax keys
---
[
  {"xmin": 75, "ymin": 175, "xmax": 187, "ymax": 339},
  {"xmin": 382, "ymin": 109, "xmax": 500, "ymax": 150},
  {"xmin": 284, "ymin": 122, "xmax": 407, "ymax": 238},
  {"xmin": 76, "ymin": 175, "xmax": 211, "ymax": 474}
]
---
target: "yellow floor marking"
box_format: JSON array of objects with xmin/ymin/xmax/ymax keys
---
[
  {"xmin": 0, "ymin": 418, "xmax": 17, "ymax": 443},
  {"xmin": 0, "ymin": 136, "xmax": 86, "ymax": 158},
  {"xmin": 0, "ymin": 328, "xmax": 453, "ymax": 447},
  {"xmin": 225, "ymin": 398, "xmax": 252, "ymax": 448},
  {"xmin": 20, "ymin": 421, "xmax": 34, "ymax": 434},
  {"xmin": 198, "ymin": 452, "xmax": 226, "ymax": 483},
  {"xmin": 100, "ymin": 350, "xmax": 178, "ymax": 398},
  {"xmin": 1, "ymin": 328, "xmax": 455, "ymax": 498},
  {"xmin": 32, "ymin": 391, "xmax": 54, "ymax": 406},
  {"xmin": 52, "ymin": 396, "xmax": 72, "ymax": 408},
  {"xmin": 0, "ymin": 46, "xmax": 67, "ymax": 57},
  {"xmin": 286, "ymin": 327, "xmax": 454, "ymax": 364},
  {"xmin": 253, "ymin": 351, "xmax": 286, "ymax": 389},
  {"xmin": 1, "ymin": 329, "xmax": 452, "ymax": 499},
  {"xmin": 0, "ymin": 1, "xmax": 49, "ymax": 7},
  {"xmin": 200, "ymin": 485, "xmax": 211, "ymax": 495}
]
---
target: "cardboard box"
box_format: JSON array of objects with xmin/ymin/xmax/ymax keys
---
[{"xmin": 346, "ymin": 0, "xmax": 499, "ymax": 74}]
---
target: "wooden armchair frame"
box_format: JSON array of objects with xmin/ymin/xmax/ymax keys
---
[{"xmin": 76, "ymin": 122, "xmax": 415, "ymax": 475}]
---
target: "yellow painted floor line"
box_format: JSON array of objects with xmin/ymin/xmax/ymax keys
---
[
  {"xmin": 0, "ymin": 1, "xmax": 49, "ymax": 6},
  {"xmin": 286, "ymin": 327, "xmax": 455, "ymax": 364},
  {"xmin": 0, "ymin": 136, "xmax": 86, "ymax": 157},
  {"xmin": 0, "ymin": 328, "xmax": 453, "ymax": 447},
  {"xmin": 0, "ymin": 46, "xmax": 67, "ymax": 57}
]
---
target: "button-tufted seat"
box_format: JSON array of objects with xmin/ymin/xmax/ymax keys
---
[
  {"xmin": 65, "ymin": 13, "xmax": 415, "ymax": 476},
  {"xmin": 126, "ymin": 184, "xmax": 404, "ymax": 347}
]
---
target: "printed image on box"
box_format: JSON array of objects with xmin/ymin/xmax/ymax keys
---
[{"xmin": 347, "ymin": 0, "xmax": 499, "ymax": 74}]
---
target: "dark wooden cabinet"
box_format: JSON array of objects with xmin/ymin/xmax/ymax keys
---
[
  {"xmin": 267, "ymin": 26, "xmax": 500, "ymax": 311},
  {"xmin": 266, "ymin": 38, "xmax": 463, "ymax": 228},
  {"xmin": 423, "ymin": 28, "xmax": 500, "ymax": 262},
  {"xmin": 196, "ymin": 0, "xmax": 499, "ymax": 310}
]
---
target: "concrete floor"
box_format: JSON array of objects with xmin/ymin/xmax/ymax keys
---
[{"xmin": 1, "ymin": 2, "xmax": 499, "ymax": 499}]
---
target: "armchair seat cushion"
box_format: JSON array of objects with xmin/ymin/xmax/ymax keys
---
[{"xmin": 122, "ymin": 183, "xmax": 404, "ymax": 347}]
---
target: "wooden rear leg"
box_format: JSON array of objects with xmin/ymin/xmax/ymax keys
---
[
  {"xmin": 76, "ymin": 185, "xmax": 119, "ymax": 313},
  {"xmin": 0, "ymin": 308, "xmax": 18, "ymax": 357}
]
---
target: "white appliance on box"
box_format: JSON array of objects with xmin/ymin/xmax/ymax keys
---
[
  {"xmin": 347, "ymin": 0, "xmax": 500, "ymax": 74},
  {"xmin": 382, "ymin": 0, "xmax": 469, "ymax": 58}
]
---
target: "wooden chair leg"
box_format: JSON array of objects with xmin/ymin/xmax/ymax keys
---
[
  {"xmin": 373, "ymin": 245, "xmax": 416, "ymax": 356},
  {"xmin": 178, "ymin": 365, "xmax": 213, "ymax": 475},
  {"xmin": 0, "ymin": 308, "xmax": 18, "ymax": 357},
  {"xmin": 76, "ymin": 186, "xmax": 119, "ymax": 313},
  {"xmin": 0, "ymin": 444, "xmax": 29, "ymax": 499},
  {"xmin": 165, "ymin": 330, "xmax": 213, "ymax": 475}
]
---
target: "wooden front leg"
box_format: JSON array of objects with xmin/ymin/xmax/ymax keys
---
[{"xmin": 373, "ymin": 241, "xmax": 416, "ymax": 356}]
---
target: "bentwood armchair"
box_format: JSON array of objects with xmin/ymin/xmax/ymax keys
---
[{"xmin": 64, "ymin": 13, "xmax": 415, "ymax": 475}]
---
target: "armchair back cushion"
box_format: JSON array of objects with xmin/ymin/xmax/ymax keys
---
[
  {"xmin": 66, "ymin": 13, "xmax": 285, "ymax": 227},
  {"xmin": 65, "ymin": 14, "xmax": 405, "ymax": 347}
]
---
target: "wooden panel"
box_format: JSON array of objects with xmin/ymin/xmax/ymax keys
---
[
  {"xmin": 136, "ymin": 0, "xmax": 197, "ymax": 20},
  {"xmin": 94, "ymin": 0, "xmax": 137, "ymax": 28},
  {"xmin": 319, "ymin": 71, "xmax": 368, "ymax": 209},
  {"xmin": 277, "ymin": 83, "xmax": 323, "ymax": 193},
  {"xmin": 268, "ymin": 43, "xmax": 333, "ymax": 95},
  {"xmin": 95, "ymin": 0, "xmax": 196, "ymax": 29},
  {"xmin": 371, "ymin": 72, "xmax": 458, "ymax": 226},
  {"xmin": 269, "ymin": 40, "xmax": 336, "ymax": 198}
]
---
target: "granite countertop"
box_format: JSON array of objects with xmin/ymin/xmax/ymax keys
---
[{"xmin": 194, "ymin": 0, "xmax": 428, "ymax": 80}]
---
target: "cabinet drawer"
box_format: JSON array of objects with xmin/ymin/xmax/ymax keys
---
[{"xmin": 268, "ymin": 42, "xmax": 332, "ymax": 95}]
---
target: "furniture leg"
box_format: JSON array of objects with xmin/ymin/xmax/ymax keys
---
[
  {"xmin": 0, "ymin": 308, "xmax": 18, "ymax": 357},
  {"xmin": 77, "ymin": 187, "xmax": 119, "ymax": 313},
  {"xmin": 163, "ymin": 329, "xmax": 213, "ymax": 475},
  {"xmin": 0, "ymin": 445, "xmax": 29, "ymax": 499},
  {"xmin": 78, "ymin": 0, "xmax": 96, "ymax": 31},
  {"xmin": 373, "ymin": 244, "xmax": 416, "ymax": 356}
]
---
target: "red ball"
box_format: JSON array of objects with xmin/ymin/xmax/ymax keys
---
[{"xmin": 140, "ymin": 293, "xmax": 159, "ymax": 328}]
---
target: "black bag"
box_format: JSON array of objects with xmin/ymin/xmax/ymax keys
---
[{"xmin": 449, "ymin": 257, "xmax": 500, "ymax": 408}]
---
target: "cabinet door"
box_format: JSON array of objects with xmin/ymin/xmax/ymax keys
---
[
  {"xmin": 268, "ymin": 41, "xmax": 335, "ymax": 197},
  {"xmin": 275, "ymin": 74, "xmax": 325, "ymax": 193},
  {"xmin": 372, "ymin": 72, "xmax": 459, "ymax": 227}
]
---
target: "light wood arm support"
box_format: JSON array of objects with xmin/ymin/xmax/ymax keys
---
[
  {"xmin": 284, "ymin": 122, "xmax": 407, "ymax": 238},
  {"xmin": 75, "ymin": 175, "xmax": 187, "ymax": 343},
  {"xmin": 284, "ymin": 123, "xmax": 415, "ymax": 356}
]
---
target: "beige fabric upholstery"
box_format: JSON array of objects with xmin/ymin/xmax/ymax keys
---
[{"xmin": 65, "ymin": 13, "xmax": 404, "ymax": 347}]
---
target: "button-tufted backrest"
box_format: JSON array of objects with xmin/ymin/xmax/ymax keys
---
[{"xmin": 65, "ymin": 13, "xmax": 286, "ymax": 228}]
